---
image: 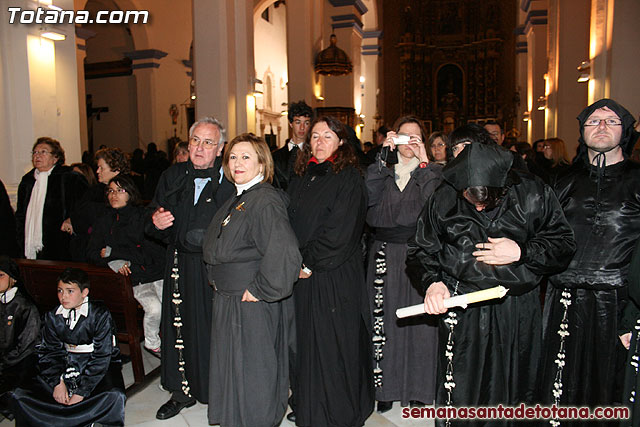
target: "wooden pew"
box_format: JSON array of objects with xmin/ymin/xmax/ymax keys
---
[{"xmin": 16, "ymin": 259, "xmax": 148, "ymax": 389}]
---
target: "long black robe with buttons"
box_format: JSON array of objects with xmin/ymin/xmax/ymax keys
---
[
  {"xmin": 406, "ymin": 161, "xmax": 575, "ymax": 425},
  {"xmin": 540, "ymin": 159, "xmax": 640, "ymax": 409},
  {"xmin": 288, "ymin": 162, "xmax": 374, "ymax": 427},
  {"xmin": 203, "ymin": 183, "xmax": 301, "ymax": 427},
  {"xmin": 146, "ymin": 159, "xmax": 234, "ymax": 403}
]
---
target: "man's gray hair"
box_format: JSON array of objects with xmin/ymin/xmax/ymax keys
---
[{"xmin": 189, "ymin": 117, "xmax": 226, "ymax": 143}]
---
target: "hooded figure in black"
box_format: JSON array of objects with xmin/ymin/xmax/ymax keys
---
[
  {"xmin": 539, "ymin": 99, "xmax": 640, "ymax": 413},
  {"xmin": 407, "ymin": 142, "xmax": 575, "ymax": 426}
]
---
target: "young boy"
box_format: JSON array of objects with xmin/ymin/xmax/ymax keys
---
[
  {"xmin": 0, "ymin": 257, "xmax": 40, "ymax": 420},
  {"xmin": 10, "ymin": 268, "xmax": 126, "ymax": 426}
]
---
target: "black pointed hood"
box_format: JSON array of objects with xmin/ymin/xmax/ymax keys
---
[{"xmin": 443, "ymin": 143, "xmax": 513, "ymax": 190}]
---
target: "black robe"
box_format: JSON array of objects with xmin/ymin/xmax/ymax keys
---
[
  {"xmin": 365, "ymin": 160, "xmax": 442, "ymax": 405},
  {"xmin": 15, "ymin": 165, "xmax": 88, "ymax": 261},
  {"xmin": 203, "ymin": 183, "xmax": 302, "ymax": 427},
  {"xmin": 146, "ymin": 159, "xmax": 233, "ymax": 403},
  {"xmin": 0, "ymin": 179, "xmax": 19, "ymax": 257},
  {"xmin": 622, "ymin": 239, "xmax": 640, "ymax": 426},
  {"xmin": 0, "ymin": 287, "xmax": 40, "ymax": 417},
  {"xmin": 406, "ymin": 165, "xmax": 575, "ymax": 425},
  {"xmin": 272, "ymin": 142, "xmax": 299, "ymax": 191},
  {"xmin": 10, "ymin": 301, "xmax": 125, "ymax": 426},
  {"xmin": 540, "ymin": 159, "xmax": 640, "ymax": 408},
  {"xmin": 288, "ymin": 162, "xmax": 374, "ymax": 427}
]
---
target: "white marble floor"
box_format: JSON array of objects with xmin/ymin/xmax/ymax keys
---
[{"xmin": 1, "ymin": 345, "xmax": 434, "ymax": 426}]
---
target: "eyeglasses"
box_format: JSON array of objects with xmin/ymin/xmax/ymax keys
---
[
  {"xmin": 543, "ymin": 144, "xmax": 552, "ymax": 149},
  {"xmin": 106, "ymin": 188, "xmax": 127, "ymax": 195},
  {"xmin": 431, "ymin": 143, "xmax": 446, "ymax": 148},
  {"xmin": 32, "ymin": 150, "xmax": 52, "ymax": 156},
  {"xmin": 452, "ymin": 142, "xmax": 470, "ymax": 154},
  {"xmin": 584, "ymin": 118, "xmax": 622, "ymax": 127},
  {"xmin": 189, "ymin": 136, "xmax": 219, "ymax": 149}
]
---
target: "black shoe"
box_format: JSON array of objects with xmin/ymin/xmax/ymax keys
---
[
  {"xmin": 410, "ymin": 400, "xmax": 424, "ymax": 408},
  {"xmin": 156, "ymin": 398, "xmax": 196, "ymax": 420},
  {"xmin": 286, "ymin": 411, "xmax": 296, "ymax": 422},
  {"xmin": 377, "ymin": 401, "xmax": 392, "ymax": 413}
]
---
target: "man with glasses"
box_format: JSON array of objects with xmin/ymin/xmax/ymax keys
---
[
  {"xmin": 539, "ymin": 99, "xmax": 640, "ymax": 411},
  {"xmin": 147, "ymin": 117, "xmax": 234, "ymax": 420}
]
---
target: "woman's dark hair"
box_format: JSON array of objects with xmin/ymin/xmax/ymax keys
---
[
  {"xmin": 463, "ymin": 186, "xmax": 509, "ymax": 210},
  {"xmin": 95, "ymin": 148, "xmax": 131, "ymax": 175},
  {"xmin": 33, "ymin": 137, "xmax": 65, "ymax": 166},
  {"xmin": 447, "ymin": 123, "xmax": 495, "ymax": 158},
  {"xmin": 294, "ymin": 116, "xmax": 359, "ymax": 176},
  {"xmin": 71, "ymin": 162, "xmax": 98, "ymax": 187},
  {"xmin": 58, "ymin": 267, "xmax": 90, "ymax": 291},
  {"xmin": 393, "ymin": 115, "xmax": 428, "ymax": 142},
  {"xmin": 108, "ymin": 174, "xmax": 142, "ymax": 206},
  {"xmin": 508, "ymin": 142, "xmax": 535, "ymax": 160}
]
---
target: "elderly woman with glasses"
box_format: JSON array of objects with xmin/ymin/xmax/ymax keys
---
[{"xmin": 16, "ymin": 137, "xmax": 87, "ymax": 261}]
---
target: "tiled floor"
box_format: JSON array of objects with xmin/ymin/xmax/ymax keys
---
[{"xmin": 1, "ymin": 345, "xmax": 434, "ymax": 426}]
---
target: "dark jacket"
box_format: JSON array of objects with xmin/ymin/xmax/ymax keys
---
[
  {"xmin": 87, "ymin": 204, "xmax": 165, "ymax": 285},
  {"xmin": 15, "ymin": 165, "xmax": 88, "ymax": 260}
]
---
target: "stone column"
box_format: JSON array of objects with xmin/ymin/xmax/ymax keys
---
[
  {"xmin": 192, "ymin": 0, "xmax": 254, "ymax": 139},
  {"xmin": 124, "ymin": 49, "xmax": 167, "ymax": 149},
  {"xmin": 285, "ymin": 0, "xmax": 317, "ymax": 107},
  {"xmin": 547, "ymin": 0, "xmax": 589, "ymax": 154},
  {"xmin": 592, "ymin": 0, "xmax": 640, "ymax": 115}
]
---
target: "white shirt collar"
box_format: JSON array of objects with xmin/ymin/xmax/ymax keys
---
[
  {"xmin": 1, "ymin": 287, "xmax": 18, "ymax": 304},
  {"xmin": 288, "ymin": 140, "xmax": 303, "ymax": 151},
  {"xmin": 235, "ymin": 174, "xmax": 264, "ymax": 195},
  {"xmin": 56, "ymin": 296, "xmax": 89, "ymax": 329}
]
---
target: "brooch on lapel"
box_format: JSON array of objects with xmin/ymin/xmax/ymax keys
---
[{"xmin": 222, "ymin": 202, "xmax": 246, "ymax": 227}]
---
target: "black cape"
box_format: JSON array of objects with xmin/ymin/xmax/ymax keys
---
[
  {"xmin": 16, "ymin": 165, "xmax": 88, "ymax": 261},
  {"xmin": 365, "ymin": 160, "xmax": 442, "ymax": 404},
  {"xmin": 288, "ymin": 162, "xmax": 374, "ymax": 427},
  {"xmin": 146, "ymin": 159, "xmax": 233, "ymax": 403},
  {"xmin": 203, "ymin": 183, "xmax": 302, "ymax": 427},
  {"xmin": 407, "ymin": 146, "xmax": 575, "ymax": 425},
  {"xmin": 540, "ymin": 158, "xmax": 640, "ymax": 408}
]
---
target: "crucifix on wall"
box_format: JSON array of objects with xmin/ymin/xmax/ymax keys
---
[{"xmin": 86, "ymin": 94, "xmax": 109, "ymax": 155}]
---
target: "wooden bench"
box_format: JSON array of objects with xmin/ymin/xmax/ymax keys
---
[{"xmin": 16, "ymin": 259, "xmax": 151, "ymax": 391}]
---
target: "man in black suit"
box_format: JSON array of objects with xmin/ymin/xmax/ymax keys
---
[{"xmin": 272, "ymin": 100, "xmax": 313, "ymax": 190}]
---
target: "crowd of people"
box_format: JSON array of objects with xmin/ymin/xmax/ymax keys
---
[{"xmin": 0, "ymin": 97, "xmax": 639, "ymax": 427}]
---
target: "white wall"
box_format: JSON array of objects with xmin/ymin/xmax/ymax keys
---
[{"xmin": 254, "ymin": 2, "xmax": 288, "ymax": 144}]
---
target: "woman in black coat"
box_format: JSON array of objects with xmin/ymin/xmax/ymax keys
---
[
  {"xmin": 287, "ymin": 116, "xmax": 374, "ymax": 427},
  {"xmin": 16, "ymin": 137, "xmax": 87, "ymax": 260}
]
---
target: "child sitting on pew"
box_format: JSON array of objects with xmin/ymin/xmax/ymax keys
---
[
  {"xmin": 10, "ymin": 267, "xmax": 126, "ymax": 426},
  {"xmin": 87, "ymin": 174, "xmax": 165, "ymax": 359},
  {"xmin": 0, "ymin": 257, "xmax": 40, "ymax": 420}
]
